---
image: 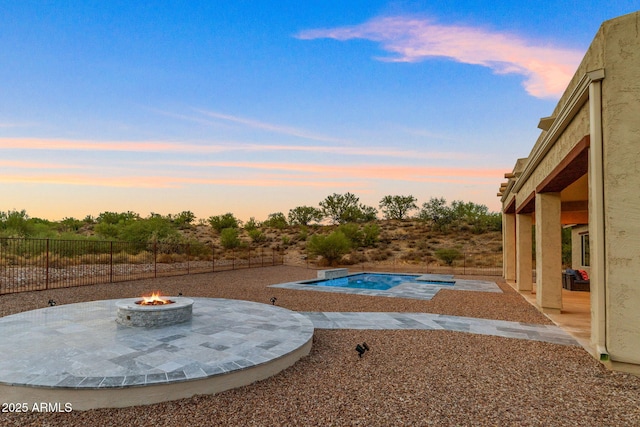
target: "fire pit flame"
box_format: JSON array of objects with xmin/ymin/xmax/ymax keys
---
[{"xmin": 136, "ymin": 292, "xmax": 174, "ymax": 306}]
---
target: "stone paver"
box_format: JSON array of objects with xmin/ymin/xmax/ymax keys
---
[
  {"xmin": 301, "ymin": 312, "xmax": 578, "ymax": 346},
  {"xmin": 0, "ymin": 298, "xmax": 313, "ymax": 389}
]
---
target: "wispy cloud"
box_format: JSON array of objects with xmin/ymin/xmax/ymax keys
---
[
  {"xmin": 0, "ymin": 160, "xmax": 86, "ymax": 170},
  {"xmin": 297, "ymin": 15, "xmax": 583, "ymax": 98},
  {"xmin": 0, "ymin": 159, "xmax": 499, "ymax": 191},
  {"xmin": 144, "ymin": 160, "xmax": 502, "ymax": 184},
  {"xmin": 0, "ymin": 137, "xmax": 473, "ymax": 161},
  {"xmin": 0, "ymin": 138, "xmax": 228, "ymax": 154},
  {"xmin": 195, "ymin": 110, "xmax": 351, "ymax": 144},
  {"xmin": 0, "ymin": 173, "xmax": 182, "ymax": 188},
  {"xmin": 0, "ymin": 172, "xmax": 367, "ymax": 190}
]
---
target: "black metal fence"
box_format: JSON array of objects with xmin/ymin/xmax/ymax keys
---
[{"xmin": 0, "ymin": 237, "xmax": 284, "ymax": 294}]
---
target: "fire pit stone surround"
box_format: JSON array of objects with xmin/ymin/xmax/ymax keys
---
[{"xmin": 116, "ymin": 297, "xmax": 194, "ymax": 328}]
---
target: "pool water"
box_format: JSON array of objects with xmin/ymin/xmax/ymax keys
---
[{"xmin": 307, "ymin": 273, "xmax": 422, "ymax": 291}]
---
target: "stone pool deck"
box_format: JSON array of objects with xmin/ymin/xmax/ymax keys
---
[{"xmin": 270, "ymin": 273, "xmax": 502, "ymax": 300}]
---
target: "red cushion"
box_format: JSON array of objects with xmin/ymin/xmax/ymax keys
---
[{"xmin": 577, "ymin": 270, "xmax": 589, "ymax": 280}]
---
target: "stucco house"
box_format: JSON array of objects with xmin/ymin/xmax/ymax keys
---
[{"xmin": 499, "ymin": 11, "xmax": 640, "ymax": 373}]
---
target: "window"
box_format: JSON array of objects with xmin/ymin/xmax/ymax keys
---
[{"xmin": 581, "ymin": 233, "xmax": 590, "ymax": 267}]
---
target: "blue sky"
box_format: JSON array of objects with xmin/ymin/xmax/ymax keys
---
[{"xmin": 2, "ymin": 1, "xmax": 638, "ymax": 222}]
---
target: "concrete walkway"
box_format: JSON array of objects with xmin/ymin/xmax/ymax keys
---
[{"xmin": 301, "ymin": 311, "xmax": 579, "ymax": 346}]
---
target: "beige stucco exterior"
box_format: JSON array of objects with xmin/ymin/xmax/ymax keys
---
[{"xmin": 499, "ymin": 11, "xmax": 640, "ymax": 373}]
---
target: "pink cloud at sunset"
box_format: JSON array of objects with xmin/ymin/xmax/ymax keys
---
[
  {"xmin": 127, "ymin": 160, "xmax": 502, "ymax": 185},
  {"xmin": 0, "ymin": 137, "xmax": 473, "ymax": 161},
  {"xmin": 0, "ymin": 160, "xmax": 86, "ymax": 170},
  {"xmin": 297, "ymin": 15, "xmax": 584, "ymax": 98},
  {"xmin": 0, "ymin": 160, "xmax": 500, "ymax": 191}
]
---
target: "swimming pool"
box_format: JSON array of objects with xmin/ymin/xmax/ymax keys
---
[{"xmin": 304, "ymin": 273, "xmax": 450, "ymax": 291}]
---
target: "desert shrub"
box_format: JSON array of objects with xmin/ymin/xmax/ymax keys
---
[
  {"xmin": 156, "ymin": 253, "xmax": 177, "ymax": 263},
  {"xmin": 435, "ymin": 248, "xmax": 463, "ymax": 266},
  {"xmin": 220, "ymin": 228, "xmax": 241, "ymax": 249},
  {"xmin": 307, "ymin": 231, "xmax": 351, "ymax": 266},
  {"xmin": 112, "ymin": 251, "xmax": 133, "ymax": 264},
  {"xmin": 263, "ymin": 212, "xmax": 288, "ymax": 229},
  {"xmin": 94, "ymin": 222, "xmax": 120, "ymax": 239},
  {"xmin": 186, "ymin": 240, "xmax": 211, "ymax": 258},
  {"xmin": 416, "ymin": 240, "xmax": 429, "ymax": 251},
  {"xmin": 297, "ymin": 227, "xmax": 309, "ymax": 242},
  {"xmin": 401, "ymin": 250, "xmax": 423, "ymax": 262},
  {"xmin": 248, "ymin": 229, "xmax": 266, "ymax": 243},
  {"xmin": 78, "ymin": 253, "xmax": 112, "ymax": 265},
  {"xmin": 338, "ymin": 223, "xmax": 363, "ymax": 247},
  {"xmin": 0, "ymin": 209, "xmax": 36, "ymax": 237},
  {"xmin": 208, "ymin": 213, "xmax": 240, "ymax": 232},
  {"xmin": 342, "ymin": 251, "xmax": 367, "ymax": 265},
  {"xmin": 362, "ymin": 223, "xmax": 380, "ymax": 247},
  {"xmin": 368, "ymin": 248, "xmax": 392, "ymax": 261},
  {"xmin": 244, "ymin": 217, "xmax": 260, "ymax": 231}
]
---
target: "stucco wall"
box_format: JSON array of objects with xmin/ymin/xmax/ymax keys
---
[
  {"xmin": 600, "ymin": 12, "xmax": 640, "ymax": 365},
  {"xmin": 515, "ymin": 104, "xmax": 590, "ymax": 209}
]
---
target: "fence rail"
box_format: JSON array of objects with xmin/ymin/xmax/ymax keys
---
[{"xmin": 0, "ymin": 237, "xmax": 284, "ymax": 295}]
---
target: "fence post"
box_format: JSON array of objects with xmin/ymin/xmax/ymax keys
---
[
  {"xmin": 45, "ymin": 238, "xmax": 50, "ymax": 290},
  {"xmin": 154, "ymin": 242, "xmax": 158, "ymax": 278},
  {"xmin": 109, "ymin": 241, "xmax": 113, "ymax": 283},
  {"xmin": 464, "ymin": 252, "xmax": 466, "ymax": 275}
]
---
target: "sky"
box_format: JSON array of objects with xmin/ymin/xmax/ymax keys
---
[{"xmin": 1, "ymin": 1, "xmax": 638, "ymax": 222}]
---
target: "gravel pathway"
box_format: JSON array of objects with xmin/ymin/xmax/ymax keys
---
[{"xmin": 1, "ymin": 265, "xmax": 639, "ymax": 426}]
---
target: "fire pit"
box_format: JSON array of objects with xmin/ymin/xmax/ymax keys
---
[{"xmin": 116, "ymin": 293, "xmax": 194, "ymax": 328}]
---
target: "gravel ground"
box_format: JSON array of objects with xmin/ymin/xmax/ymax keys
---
[{"xmin": 1, "ymin": 265, "xmax": 639, "ymax": 426}]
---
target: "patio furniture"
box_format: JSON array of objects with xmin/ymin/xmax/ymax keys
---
[{"xmin": 563, "ymin": 269, "xmax": 590, "ymax": 292}]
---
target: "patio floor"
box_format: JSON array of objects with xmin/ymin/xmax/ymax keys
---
[{"xmin": 508, "ymin": 281, "xmax": 592, "ymax": 353}]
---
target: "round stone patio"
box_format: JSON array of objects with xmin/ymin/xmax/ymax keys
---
[{"xmin": 0, "ymin": 298, "xmax": 313, "ymax": 410}]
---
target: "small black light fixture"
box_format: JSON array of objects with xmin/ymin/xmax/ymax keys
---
[
  {"xmin": 178, "ymin": 292, "xmax": 183, "ymax": 296},
  {"xmin": 270, "ymin": 297, "xmax": 277, "ymax": 305},
  {"xmin": 355, "ymin": 342, "xmax": 370, "ymax": 358},
  {"xmin": 48, "ymin": 299, "xmax": 56, "ymax": 306}
]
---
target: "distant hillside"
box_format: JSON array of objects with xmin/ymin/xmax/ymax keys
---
[{"xmin": 177, "ymin": 219, "xmax": 502, "ymax": 269}]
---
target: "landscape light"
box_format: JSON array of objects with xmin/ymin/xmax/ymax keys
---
[
  {"xmin": 355, "ymin": 342, "xmax": 370, "ymax": 358},
  {"xmin": 270, "ymin": 297, "xmax": 278, "ymax": 305},
  {"xmin": 48, "ymin": 299, "xmax": 56, "ymax": 306}
]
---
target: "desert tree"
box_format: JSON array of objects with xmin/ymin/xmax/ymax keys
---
[
  {"xmin": 288, "ymin": 206, "xmax": 323, "ymax": 226},
  {"xmin": 319, "ymin": 192, "xmax": 377, "ymax": 224},
  {"xmin": 418, "ymin": 197, "xmax": 454, "ymax": 232},
  {"xmin": 378, "ymin": 195, "xmax": 418, "ymax": 220},
  {"xmin": 262, "ymin": 212, "xmax": 288, "ymax": 229}
]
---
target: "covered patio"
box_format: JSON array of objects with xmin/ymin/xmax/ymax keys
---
[{"xmin": 498, "ymin": 11, "xmax": 640, "ymax": 374}]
